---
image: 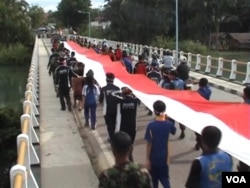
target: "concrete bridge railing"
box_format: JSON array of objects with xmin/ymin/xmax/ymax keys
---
[
  {"xmin": 69, "ymin": 35, "xmax": 250, "ymax": 84},
  {"xmin": 9, "ymin": 37, "xmax": 40, "ymax": 188}
]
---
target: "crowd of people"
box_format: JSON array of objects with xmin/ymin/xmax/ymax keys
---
[{"xmin": 47, "ymin": 37, "xmax": 250, "ymax": 188}]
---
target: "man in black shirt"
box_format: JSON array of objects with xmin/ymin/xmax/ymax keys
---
[
  {"xmin": 55, "ymin": 56, "xmax": 73, "ymax": 111},
  {"xmin": 99, "ymin": 73, "xmax": 120, "ymax": 141},
  {"xmin": 112, "ymin": 87, "xmax": 138, "ymax": 161}
]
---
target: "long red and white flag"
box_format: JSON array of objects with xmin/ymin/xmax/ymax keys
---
[{"xmin": 65, "ymin": 41, "xmax": 250, "ymax": 166}]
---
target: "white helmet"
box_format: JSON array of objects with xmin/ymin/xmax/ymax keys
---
[{"xmin": 180, "ymin": 55, "xmax": 187, "ymax": 62}]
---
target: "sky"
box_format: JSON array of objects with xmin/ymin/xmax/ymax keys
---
[{"xmin": 26, "ymin": 0, "xmax": 105, "ymax": 12}]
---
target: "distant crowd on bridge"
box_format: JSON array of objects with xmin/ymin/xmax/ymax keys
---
[{"xmin": 46, "ymin": 36, "xmax": 250, "ymax": 188}]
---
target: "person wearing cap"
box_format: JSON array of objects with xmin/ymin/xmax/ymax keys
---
[
  {"xmin": 144, "ymin": 100, "xmax": 176, "ymax": 188},
  {"xmin": 111, "ymin": 87, "xmax": 139, "ymax": 161},
  {"xmin": 98, "ymin": 132, "xmax": 153, "ymax": 188},
  {"xmin": 99, "ymin": 73, "xmax": 120, "ymax": 141},
  {"xmin": 54, "ymin": 55, "xmax": 74, "ymax": 111},
  {"xmin": 186, "ymin": 126, "xmax": 232, "ymax": 188}
]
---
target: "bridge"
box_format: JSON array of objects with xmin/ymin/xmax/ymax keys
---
[{"xmin": 9, "ymin": 36, "xmax": 248, "ymax": 188}]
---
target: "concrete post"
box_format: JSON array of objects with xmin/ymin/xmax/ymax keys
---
[
  {"xmin": 243, "ymin": 62, "xmax": 250, "ymax": 84},
  {"xmin": 187, "ymin": 52, "xmax": 192, "ymax": 67},
  {"xmin": 216, "ymin": 57, "xmax": 223, "ymax": 77},
  {"xmin": 229, "ymin": 59, "xmax": 237, "ymax": 80},
  {"xmin": 195, "ymin": 54, "xmax": 201, "ymax": 71},
  {"xmin": 205, "ymin": 55, "xmax": 211, "ymax": 74}
]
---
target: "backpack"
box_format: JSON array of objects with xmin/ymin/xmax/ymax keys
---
[{"xmin": 85, "ymin": 86, "xmax": 98, "ymax": 105}]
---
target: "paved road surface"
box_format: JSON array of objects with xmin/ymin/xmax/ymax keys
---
[{"xmin": 42, "ymin": 38, "xmax": 243, "ymax": 188}]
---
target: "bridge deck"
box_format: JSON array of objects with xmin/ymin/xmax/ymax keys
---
[
  {"xmin": 38, "ymin": 39, "xmax": 98, "ymax": 188},
  {"xmin": 38, "ymin": 38, "xmax": 243, "ymax": 188}
]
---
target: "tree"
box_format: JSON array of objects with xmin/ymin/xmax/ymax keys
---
[
  {"xmin": 28, "ymin": 5, "xmax": 46, "ymax": 29},
  {"xmin": 0, "ymin": 0, "xmax": 33, "ymax": 46},
  {"xmin": 103, "ymin": 0, "xmax": 172, "ymax": 44},
  {"xmin": 57, "ymin": 0, "xmax": 91, "ymax": 30},
  {"xmin": 0, "ymin": 106, "xmax": 22, "ymax": 188}
]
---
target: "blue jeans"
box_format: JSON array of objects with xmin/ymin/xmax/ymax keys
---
[
  {"xmin": 84, "ymin": 104, "xmax": 97, "ymax": 128},
  {"xmin": 150, "ymin": 164, "xmax": 170, "ymax": 188}
]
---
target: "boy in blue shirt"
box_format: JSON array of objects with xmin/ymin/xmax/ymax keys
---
[
  {"xmin": 186, "ymin": 126, "xmax": 232, "ymax": 188},
  {"xmin": 197, "ymin": 78, "xmax": 212, "ymax": 100},
  {"xmin": 195, "ymin": 78, "xmax": 212, "ymax": 150},
  {"xmin": 144, "ymin": 100, "xmax": 176, "ymax": 188}
]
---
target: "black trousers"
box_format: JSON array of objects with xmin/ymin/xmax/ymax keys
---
[
  {"xmin": 104, "ymin": 114, "xmax": 117, "ymax": 141},
  {"xmin": 120, "ymin": 127, "xmax": 136, "ymax": 162},
  {"xmin": 59, "ymin": 87, "xmax": 71, "ymax": 109}
]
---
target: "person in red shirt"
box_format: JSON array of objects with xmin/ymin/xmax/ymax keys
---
[
  {"xmin": 133, "ymin": 55, "xmax": 147, "ymax": 75},
  {"xmin": 115, "ymin": 44, "xmax": 122, "ymax": 61}
]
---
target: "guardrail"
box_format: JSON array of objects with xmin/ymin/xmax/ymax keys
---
[
  {"xmin": 69, "ymin": 35, "xmax": 250, "ymax": 84},
  {"xmin": 9, "ymin": 37, "xmax": 40, "ymax": 188}
]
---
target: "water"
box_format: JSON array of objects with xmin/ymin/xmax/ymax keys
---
[{"xmin": 0, "ymin": 66, "xmax": 29, "ymax": 107}]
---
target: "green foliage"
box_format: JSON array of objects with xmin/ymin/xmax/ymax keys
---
[
  {"xmin": 0, "ymin": 43, "xmax": 31, "ymax": 66},
  {"xmin": 0, "ymin": 0, "xmax": 34, "ymax": 46},
  {"xmin": 102, "ymin": 0, "xmax": 250, "ymax": 45},
  {"xmin": 152, "ymin": 36, "xmax": 208, "ymax": 54},
  {"xmin": 28, "ymin": 5, "xmax": 46, "ymax": 29},
  {"xmin": 104, "ymin": 0, "xmax": 171, "ymax": 44},
  {"xmin": 0, "ymin": 106, "xmax": 22, "ymax": 188},
  {"xmin": 57, "ymin": 0, "xmax": 91, "ymax": 29}
]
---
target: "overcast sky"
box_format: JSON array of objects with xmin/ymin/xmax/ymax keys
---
[{"xmin": 26, "ymin": 0, "xmax": 105, "ymax": 12}]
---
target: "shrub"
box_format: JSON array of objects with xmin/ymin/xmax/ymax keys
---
[
  {"xmin": 0, "ymin": 43, "xmax": 31, "ymax": 66},
  {"xmin": 151, "ymin": 35, "xmax": 208, "ymax": 55},
  {"xmin": 0, "ymin": 106, "xmax": 22, "ymax": 188}
]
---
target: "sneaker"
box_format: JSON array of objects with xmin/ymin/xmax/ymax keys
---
[
  {"xmin": 91, "ymin": 127, "xmax": 96, "ymax": 131},
  {"xmin": 61, "ymin": 107, "xmax": 66, "ymax": 111}
]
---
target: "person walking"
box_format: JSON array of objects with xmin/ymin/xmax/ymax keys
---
[
  {"xmin": 186, "ymin": 126, "xmax": 233, "ymax": 188},
  {"xmin": 71, "ymin": 64, "xmax": 85, "ymax": 111},
  {"xmin": 144, "ymin": 100, "xmax": 176, "ymax": 188},
  {"xmin": 55, "ymin": 55, "xmax": 73, "ymax": 111},
  {"xmin": 98, "ymin": 132, "xmax": 153, "ymax": 188},
  {"xmin": 82, "ymin": 75, "xmax": 100, "ymax": 130},
  {"xmin": 112, "ymin": 87, "xmax": 139, "ymax": 161},
  {"xmin": 99, "ymin": 73, "xmax": 120, "ymax": 141}
]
